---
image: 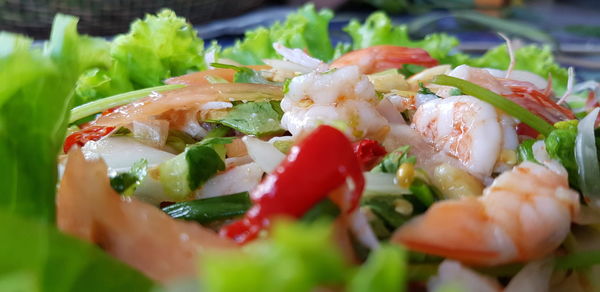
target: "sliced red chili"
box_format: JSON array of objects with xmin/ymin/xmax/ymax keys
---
[
  {"xmin": 353, "ymin": 139, "xmax": 387, "ymax": 170},
  {"xmin": 220, "ymin": 125, "xmax": 365, "ymax": 244},
  {"xmin": 63, "ymin": 126, "xmax": 115, "ymax": 153}
]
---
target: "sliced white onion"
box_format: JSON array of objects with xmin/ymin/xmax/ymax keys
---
[
  {"xmin": 132, "ymin": 119, "xmax": 169, "ymax": 148},
  {"xmin": 263, "ymin": 59, "xmax": 313, "ymax": 74},
  {"xmin": 200, "ymin": 101, "xmax": 233, "ymax": 110},
  {"xmin": 532, "ymin": 140, "xmax": 568, "ymax": 177},
  {"xmin": 575, "ymin": 108, "xmax": 600, "ymax": 199},
  {"xmin": 195, "ymin": 162, "xmax": 263, "ymax": 199},
  {"xmin": 242, "ymin": 136, "xmax": 286, "ymax": 173},
  {"xmin": 363, "ymin": 172, "xmax": 411, "ymax": 195},
  {"xmin": 407, "ymin": 64, "xmax": 451, "ymax": 88},
  {"xmin": 82, "ymin": 136, "xmax": 175, "ymax": 169},
  {"xmin": 349, "ymin": 209, "xmax": 380, "ymax": 250},
  {"xmin": 81, "ymin": 136, "xmax": 175, "ymax": 204},
  {"xmin": 376, "ymin": 97, "xmax": 406, "ymax": 125},
  {"xmin": 272, "ymin": 42, "xmax": 328, "ymax": 72},
  {"xmin": 505, "ymin": 259, "xmax": 553, "ymax": 292},
  {"xmin": 428, "ymin": 260, "xmax": 501, "ymax": 292}
]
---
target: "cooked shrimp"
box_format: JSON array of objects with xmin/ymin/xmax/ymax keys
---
[
  {"xmin": 330, "ymin": 45, "xmax": 438, "ymax": 74},
  {"xmin": 392, "ymin": 161, "xmax": 580, "ymax": 266},
  {"xmin": 440, "ymin": 65, "xmax": 575, "ymax": 124},
  {"xmin": 57, "ymin": 149, "xmax": 236, "ymax": 282},
  {"xmin": 92, "ymin": 83, "xmax": 282, "ymax": 128},
  {"xmin": 412, "ymin": 95, "xmax": 518, "ymax": 179},
  {"xmin": 280, "ymin": 65, "xmax": 389, "ymax": 140}
]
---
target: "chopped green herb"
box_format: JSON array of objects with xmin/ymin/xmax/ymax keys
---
[
  {"xmin": 214, "ymin": 102, "xmax": 285, "ymax": 137},
  {"xmin": 517, "ymin": 139, "xmax": 538, "ymax": 163},
  {"xmin": 398, "ymin": 64, "xmax": 425, "ymax": 78},
  {"xmin": 371, "ymin": 146, "xmax": 416, "ymax": 174},
  {"xmin": 110, "ymin": 159, "xmax": 148, "ymax": 196},
  {"xmin": 163, "ymin": 192, "xmax": 251, "ymax": 224}
]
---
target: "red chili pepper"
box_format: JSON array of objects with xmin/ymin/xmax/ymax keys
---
[
  {"xmin": 63, "ymin": 126, "xmax": 115, "ymax": 153},
  {"xmin": 516, "ymin": 122, "xmax": 539, "ymax": 139},
  {"xmin": 220, "ymin": 125, "xmax": 365, "ymax": 244},
  {"xmin": 353, "ymin": 139, "xmax": 387, "ymax": 170}
]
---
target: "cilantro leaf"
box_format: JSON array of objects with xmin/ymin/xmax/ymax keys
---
[
  {"xmin": 215, "ymin": 102, "xmax": 285, "ymax": 137},
  {"xmin": 110, "ymin": 159, "xmax": 148, "ymax": 196},
  {"xmin": 371, "ymin": 146, "xmax": 416, "ymax": 174}
]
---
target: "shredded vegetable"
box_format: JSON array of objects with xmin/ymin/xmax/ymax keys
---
[{"xmin": 575, "ymin": 108, "xmax": 600, "ymax": 199}]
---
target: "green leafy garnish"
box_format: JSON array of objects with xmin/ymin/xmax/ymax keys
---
[
  {"xmin": 348, "ymin": 245, "xmax": 407, "ymax": 292},
  {"xmin": 0, "ymin": 210, "xmax": 153, "ymax": 291},
  {"xmin": 371, "ymin": 146, "xmax": 416, "ymax": 174},
  {"xmin": 408, "ymin": 178, "xmax": 438, "ymax": 208},
  {"xmin": 362, "ymin": 195, "xmax": 412, "ymax": 229},
  {"xmin": 159, "ymin": 141, "xmax": 228, "ymax": 200},
  {"xmin": 301, "ymin": 199, "xmax": 340, "ymax": 223},
  {"xmin": 545, "ymin": 120, "xmax": 579, "ymax": 188},
  {"xmin": 555, "ymin": 250, "xmax": 600, "ymax": 270},
  {"xmin": 433, "ymin": 74, "xmax": 555, "ymax": 136},
  {"xmin": 517, "ymin": 139, "xmax": 538, "ymax": 163},
  {"xmin": 398, "ymin": 64, "xmax": 426, "ymax": 78},
  {"xmin": 418, "ymin": 82, "xmax": 435, "ymax": 95},
  {"xmin": 187, "ymin": 146, "xmax": 226, "ymax": 191},
  {"xmin": 211, "ymin": 63, "xmax": 277, "ymax": 85},
  {"xmin": 221, "ymin": 4, "xmax": 335, "ymax": 64},
  {"xmin": 109, "ymin": 159, "xmax": 148, "ymax": 196},
  {"xmin": 0, "ymin": 14, "xmax": 155, "ymax": 289},
  {"xmin": 163, "ymin": 191, "xmax": 251, "ymax": 224},
  {"xmin": 214, "ymin": 101, "xmax": 285, "ymax": 136},
  {"xmin": 75, "ymin": 9, "xmax": 205, "ymax": 105},
  {"xmin": 201, "ymin": 221, "xmax": 407, "ymax": 292},
  {"xmin": 0, "ymin": 14, "xmax": 106, "ymax": 222}
]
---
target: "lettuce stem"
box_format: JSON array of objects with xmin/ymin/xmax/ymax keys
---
[{"xmin": 432, "ymin": 75, "xmax": 555, "ymax": 136}]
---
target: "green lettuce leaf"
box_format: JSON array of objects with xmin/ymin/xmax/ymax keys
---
[
  {"xmin": 221, "ymin": 4, "xmax": 335, "ymax": 64},
  {"xmin": 344, "ymin": 12, "xmax": 464, "ymax": 65},
  {"xmin": 201, "ymin": 221, "xmax": 408, "ymax": 292},
  {"xmin": 75, "ymin": 9, "xmax": 205, "ymax": 106},
  {"xmin": 545, "ymin": 120, "xmax": 579, "ymax": 188},
  {"xmin": 0, "ymin": 14, "xmax": 102, "ymax": 222},
  {"xmin": 0, "ymin": 210, "xmax": 153, "ymax": 291},
  {"xmin": 0, "ymin": 14, "xmax": 153, "ymax": 290},
  {"xmin": 348, "ymin": 245, "xmax": 407, "ymax": 292},
  {"xmin": 201, "ymin": 221, "xmax": 350, "ymax": 292}
]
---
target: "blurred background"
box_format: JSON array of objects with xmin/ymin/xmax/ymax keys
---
[{"xmin": 1, "ymin": 0, "xmax": 599, "ymax": 76}]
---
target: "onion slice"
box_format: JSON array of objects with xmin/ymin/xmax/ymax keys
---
[
  {"xmin": 575, "ymin": 107, "xmax": 600, "ymax": 199},
  {"xmin": 363, "ymin": 172, "xmax": 411, "ymax": 195},
  {"xmin": 242, "ymin": 136, "xmax": 286, "ymax": 173}
]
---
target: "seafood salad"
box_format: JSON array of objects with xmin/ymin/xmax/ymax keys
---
[{"xmin": 2, "ymin": 4, "xmax": 600, "ymax": 292}]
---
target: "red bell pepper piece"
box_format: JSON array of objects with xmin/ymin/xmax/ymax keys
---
[
  {"xmin": 63, "ymin": 126, "xmax": 115, "ymax": 153},
  {"xmin": 220, "ymin": 125, "xmax": 365, "ymax": 244},
  {"xmin": 353, "ymin": 139, "xmax": 387, "ymax": 170}
]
